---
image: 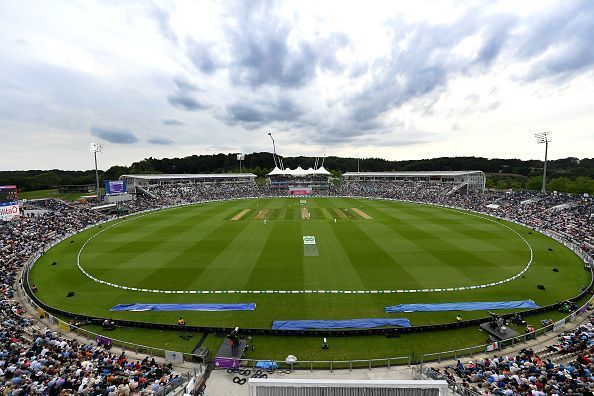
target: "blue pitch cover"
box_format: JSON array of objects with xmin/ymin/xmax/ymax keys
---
[
  {"xmin": 111, "ymin": 303, "xmax": 256, "ymax": 311},
  {"xmin": 384, "ymin": 300, "xmax": 539, "ymax": 313},
  {"xmin": 271, "ymin": 318, "xmax": 411, "ymax": 330}
]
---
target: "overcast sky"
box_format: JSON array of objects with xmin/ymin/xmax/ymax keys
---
[{"xmin": 1, "ymin": 0, "xmax": 593, "ymax": 170}]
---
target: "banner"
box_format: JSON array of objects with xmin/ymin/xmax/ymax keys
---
[
  {"xmin": 165, "ymin": 350, "xmax": 184, "ymax": 364},
  {"xmin": 553, "ymin": 319, "xmax": 565, "ymax": 331},
  {"xmin": 486, "ymin": 341, "xmax": 499, "ymax": 352},
  {"xmin": 58, "ymin": 321, "xmax": 70, "ymax": 333},
  {"xmin": 96, "ymin": 335, "xmax": 112, "ymax": 348}
]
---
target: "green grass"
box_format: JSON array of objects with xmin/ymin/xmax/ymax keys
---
[
  {"xmin": 78, "ymin": 326, "xmax": 224, "ymax": 358},
  {"xmin": 29, "ymin": 198, "xmax": 589, "ymax": 358},
  {"xmin": 19, "ymin": 188, "xmax": 99, "ymax": 201}
]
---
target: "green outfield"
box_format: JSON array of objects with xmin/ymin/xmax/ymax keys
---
[{"xmin": 29, "ymin": 197, "xmax": 589, "ymax": 356}]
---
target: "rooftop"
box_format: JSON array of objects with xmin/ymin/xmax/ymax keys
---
[
  {"xmin": 343, "ymin": 171, "xmax": 484, "ymax": 177},
  {"xmin": 119, "ymin": 173, "xmax": 257, "ymax": 180}
]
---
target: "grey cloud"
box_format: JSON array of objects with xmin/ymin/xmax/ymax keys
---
[
  {"xmin": 167, "ymin": 93, "xmax": 207, "ymax": 111},
  {"xmin": 171, "ymin": 1, "xmax": 593, "ymax": 147},
  {"xmin": 167, "ymin": 77, "xmax": 207, "ymax": 111},
  {"xmin": 174, "ymin": 77, "xmax": 199, "ymax": 92},
  {"xmin": 90, "ymin": 126, "xmax": 138, "ymax": 144},
  {"xmin": 318, "ymin": 33, "xmax": 350, "ymax": 72},
  {"xmin": 344, "ymin": 9, "xmax": 518, "ymax": 126},
  {"xmin": 186, "ymin": 39, "xmax": 221, "ymax": 74},
  {"xmin": 149, "ymin": 4, "xmax": 178, "ymax": 44},
  {"xmin": 161, "ymin": 119, "xmax": 184, "ymax": 126},
  {"xmin": 474, "ymin": 13, "xmax": 517, "ymax": 68},
  {"xmin": 516, "ymin": 0, "xmax": 594, "ymax": 81},
  {"xmin": 300, "ymin": 119, "xmax": 434, "ymax": 147},
  {"xmin": 224, "ymin": 1, "xmax": 349, "ymax": 88},
  {"xmin": 223, "ymin": 98, "xmax": 303, "ymax": 128},
  {"xmin": 147, "ymin": 136, "xmax": 174, "ymax": 145}
]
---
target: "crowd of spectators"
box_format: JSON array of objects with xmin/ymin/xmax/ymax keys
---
[
  {"xmin": 0, "ymin": 200, "xmax": 177, "ymax": 394},
  {"xmin": 338, "ymin": 180, "xmax": 593, "ymax": 258},
  {"xmin": 434, "ymin": 315, "xmax": 594, "ymax": 395},
  {"xmin": 0, "ymin": 179, "xmax": 592, "ymax": 394}
]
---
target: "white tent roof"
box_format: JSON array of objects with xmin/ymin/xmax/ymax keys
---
[
  {"xmin": 267, "ymin": 167, "xmax": 285, "ymax": 176},
  {"xmin": 314, "ymin": 166, "xmax": 331, "ymax": 175},
  {"xmin": 267, "ymin": 166, "xmax": 331, "ymax": 177}
]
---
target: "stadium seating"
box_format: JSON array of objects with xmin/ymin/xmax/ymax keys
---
[{"xmin": 1, "ymin": 181, "xmax": 592, "ymax": 393}]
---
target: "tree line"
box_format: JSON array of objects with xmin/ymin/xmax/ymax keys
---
[{"xmin": 1, "ymin": 153, "xmax": 593, "ymax": 194}]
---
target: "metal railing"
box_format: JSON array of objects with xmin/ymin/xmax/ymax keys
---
[
  {"xmin": 17, "ymin": 195, "xmax": 594, "ymax": 373},
  {"xmin": 230, "ymin": 356, "xmax": 412, "ymax": 372},
  {"xmin": 24, "ymin": 294, "xmax": 206, "ymax": 364},
  {"xmin": 415, "ymin": 364, "xmax": 490, "ymax": 396},
  {"xmin": 419, "ymin": 296, "xmax": 592, "ymax": 364}
]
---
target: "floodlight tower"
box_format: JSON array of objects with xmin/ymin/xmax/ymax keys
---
[
  {"xmin": 89, "ymin": 143, "xmax": 103, "ymax": 199},
  {"xmin": 236, "ymin": 153, "xmax": 245, "ymax": 173},
  {"xmin": 534, "ymin": 131, "xmax": 552, "ymax": 193},
  {"xmin": 268, "ymin": 132, "xmax": 283, "ymax": 169}
]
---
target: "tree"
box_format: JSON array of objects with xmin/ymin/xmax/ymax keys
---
[
  {"xmin": 525, "ymin": 176, "xmax": 543, "ymax": 191},
  {"xmin": 546, "ymin": 177, "xmax": 571, "ymax": 193}
]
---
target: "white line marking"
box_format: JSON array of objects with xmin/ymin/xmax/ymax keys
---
[{"xmin": 73, "ymin": 198, "xmax": 536, "ymax": 294}]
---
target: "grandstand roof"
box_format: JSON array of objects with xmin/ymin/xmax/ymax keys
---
[
  {"xmin": 343, "ymin": 171, "xmax": 483, "ymax": 177},
  {"xmin": 267, "ymin": 166, "xmax": 331, "ymax": 176},
  {"xmin": 120, "ymin": 173, "xmax": 256, "ymax": 180}
]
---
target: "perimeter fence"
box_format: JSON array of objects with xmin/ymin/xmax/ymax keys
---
[{"xmin": 16, "ymin": 195, "xmax": 594, "ymax": 372}]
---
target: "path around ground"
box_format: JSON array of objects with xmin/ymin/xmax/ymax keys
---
[
  {"xmin": 14, "ymin": 268, "xmax": 204, "ymax": 379},
  {"xmin": 16, "ymin": 263, "xmax": 592, "ymax": 396}
]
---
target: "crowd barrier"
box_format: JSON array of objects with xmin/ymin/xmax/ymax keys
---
[{"xmin": 18, "ymin": 195, "xmax": 594, "ymax": 369}]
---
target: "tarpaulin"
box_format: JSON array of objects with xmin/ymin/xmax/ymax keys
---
[
  {"xmin": 384, "ymin": 300, "xmax": 539, "ymax": 313},
  {"xmin": 271, "ymin": 318, "xmax": 411, "ymax": 331},
  {"xmin": 110, "ymin": 303, "xmax": 256, "ymax": 312},
  {"xmin": 256, "ymin": 361, "xmax": 278, "ymax": 370}
]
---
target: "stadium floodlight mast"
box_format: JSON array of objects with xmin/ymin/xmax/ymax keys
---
[
  {"xmin": 89, "ymin": 143, "xmax": 103, "ymax": 200},
  {"xmin": 236, "ymin": 153, "xmax": 245, "ymax": 173},
  {"xmin": 268, "ymin": 132, "xmax": 284, "ymax": 169},
  {"xmin": 534, "ymin": 131, "xmax": 552, "ymax": 193}
]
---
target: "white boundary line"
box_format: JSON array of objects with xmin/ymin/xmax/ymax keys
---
[{"xmin": 74, "ymin": 198, "xmax": 534, "ymax": 294}]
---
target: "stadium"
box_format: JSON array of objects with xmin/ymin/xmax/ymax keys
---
[
  {"xmin": 2, "ymin": 158, "xmax": 593, "ymax": 394},
  {"xmin": 3, "ymin": 1, "xmax": 594, "ymax": 395}
]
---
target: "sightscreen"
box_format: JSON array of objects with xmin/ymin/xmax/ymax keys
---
[{"xmin": 104, "ymin": 180, "xmax": 127, "ymax": 195}]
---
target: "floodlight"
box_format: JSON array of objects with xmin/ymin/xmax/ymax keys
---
[
  {"xmin": 534, "ymin": 132, "xmax": 552, "ymax": 193},
  {"xmin": 534, "ymin": 131, "xmax": 552, "ymax": 144},
  {"xmin": 90, "ymin": 142, "xmax": 104, "ymax": 200},
  {"xmin": 236, "ymin": 153, "xmax": 245, "ymax": 173},
  {"xmin": 268, "ymin": 132, "xmax": 281, "ymax": 169},
  {"xmin": 90, "ymin": 143, "xmax": 104, "ymax": 153}
]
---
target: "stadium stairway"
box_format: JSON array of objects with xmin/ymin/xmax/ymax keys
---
[
  {"xmin": 136, "ymin": 185, "xmax": 157, "ymax": 199},
  {"xmin": 446, "ymin": 182, "xmax": 468, "ymax": 196}
]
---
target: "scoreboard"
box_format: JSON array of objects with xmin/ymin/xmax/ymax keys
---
[
  {"xmin": 0, "ymin": 185, "xmax": 20, "ymax": 219},
  {"xmin": 104, "ymin": 180, "xmax": 127, "ymax": 195}
]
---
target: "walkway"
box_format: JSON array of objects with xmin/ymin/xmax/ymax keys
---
[{"xmin": 15, "ymin": 264, "xmax": 592, "ymax": 396}]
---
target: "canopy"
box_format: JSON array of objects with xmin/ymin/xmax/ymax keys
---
[{"xmin": 267, "ymin": 166, "xmax": 331, "ymax": 177}]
